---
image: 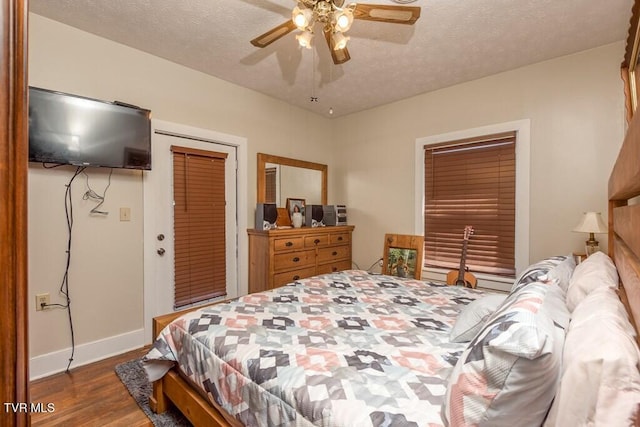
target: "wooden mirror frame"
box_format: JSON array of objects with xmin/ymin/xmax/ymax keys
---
[{"xmin": 256, "ymin": 153, "xmax": 328, "ymax": 205}]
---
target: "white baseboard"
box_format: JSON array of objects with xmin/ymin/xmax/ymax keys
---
[{"xmin": 30, "ymin": 328, "xmax": 146, "ymax": 380}]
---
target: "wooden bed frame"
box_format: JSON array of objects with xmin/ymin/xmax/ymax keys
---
[
  {"xmin": 149, "ymin": 305, "xmax": 238, "ymax": 427},
  {"xmin": 149, "ymin": 7, "xmax": 640, "ymax": 426}
]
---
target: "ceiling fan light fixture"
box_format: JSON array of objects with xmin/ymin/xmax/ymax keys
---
[
  {"xmin": 296, "ymin": 31, "xmax": 314, "ymax": 49},
  {"xmin": 292, "ymin": 6, "xmax": 313, "ymax": 30},
  {"xmin": 251, "ymin": 0, "xmax": 421, "ymax": 65},
  {"xmin": 332, "ymin": 31, "xmax": 349, "ymax": 50},
  {"xmin": 334, "ymin": 9, "xmax": 353, "ymax": 32}
]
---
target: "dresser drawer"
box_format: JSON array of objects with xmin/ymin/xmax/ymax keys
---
[
  {"xmin": 317, "ymin": 245, "xmax": 350, "ymax": 263},
  {"xmin": 273, "ymin": 266, "xmax": 316, "ymax": 288},
  {"xmin": 304, "ymin": 234, "xmax": 329, "ymax": 248},
  {"xmin": 316, "ymin": 259, "xmax": 351, "ymax": 275},
  {"xmin": 274, "ymin": 249, "xmax": 315, "ymax": 271},
  {"xmin": 274, "ymin": 236, "xmax": 304, "ymax": 252},
  {"xmin": 330, "ymin": 232, "xmax": 350, "ymax": 245},
  {"xmin": 248, "ymin": 226, "xmax": 354, "ymax": 292}
]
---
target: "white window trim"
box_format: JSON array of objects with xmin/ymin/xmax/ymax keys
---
[{"xmin": 414, "ymin": 119, "xmax": 530, "ymax": 291}]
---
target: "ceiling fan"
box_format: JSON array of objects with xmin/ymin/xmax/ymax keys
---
[{"xmin": 250, "ymin": 1, "xmax": 421, "ymax": 65}]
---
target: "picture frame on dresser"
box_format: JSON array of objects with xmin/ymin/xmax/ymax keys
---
[
  {"xmin": 286, "ymin": 198, "xmax": 305, "ymax": 219},
  {"xmin": 276, "ymin": 207, "xmax": 292, "ymax": 227}
]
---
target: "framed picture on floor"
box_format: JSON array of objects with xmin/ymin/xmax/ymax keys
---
[{"xmin": 381, "ymin": 234, "xmax": 424, "ymax": 279}]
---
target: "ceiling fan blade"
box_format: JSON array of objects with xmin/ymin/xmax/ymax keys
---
[
  {"xmin": 353, "ymin": 4, "xmax": 421, "ymax": 25},
  {"xmin": 324, "ymin": 29, "xmax": 351, "ymax": 65},
  {"xmin": 251, "ymin": 20, "xmax": 297, "ymax": 48}
]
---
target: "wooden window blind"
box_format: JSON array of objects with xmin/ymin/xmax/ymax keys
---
[
  {"xmin": 265, "ymin": 167, "xmax": 277, "ymax": 204},
  {"xmin": 172, "ymin": 145, "xmax": 228, "ymax": 308},
  {"xmin": 424, "ymin": 132, "xmax": 516, "ymax": 277}
]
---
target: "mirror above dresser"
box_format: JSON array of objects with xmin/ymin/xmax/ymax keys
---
[
  {"xmin": 251, "ymin": 153, "xmax": 353, "ymax": 292},
  {"xmin": 257, "ymin": 153, "xmax": 328, "ymax": 206}
]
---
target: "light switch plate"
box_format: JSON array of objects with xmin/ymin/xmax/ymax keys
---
[{"xmin": 120, "ymin": 207, "xmax": 131, "ymax": 221}]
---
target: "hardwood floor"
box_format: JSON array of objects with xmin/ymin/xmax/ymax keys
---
[{"xmin": 30, "ymin": 347, "xmax": 153, "ymax": 427}]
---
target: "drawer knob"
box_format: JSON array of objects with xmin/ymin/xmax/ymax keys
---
[
  {"xmin": 332, "ymin": 267, "xmax": 338, "ymax": 272},
  {"xmin": 337, "ymin": 236, "xmax": 343, "ymax": 241},
  {"xmin": 293, "ymin": 257, "xmax": 300, "ymax": 262},
  {"xmin": 286, "ymin": 241, "xmax": 293, "ymax": 247},
  {"xmin": 332, "ymin": 251, "xmax": 338, "ymax": 256},
  {"xmin": 314, "ymin": 239, "xmax": 320, "ymax": 245},
  {"xmin": 293, "ymin": 275, "xmax": 300, "ymax": 280}
]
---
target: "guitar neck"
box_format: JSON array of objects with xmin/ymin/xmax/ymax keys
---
[{"xmin": 457, "ymin": 241, "xmax": 468, "ymax": 280}]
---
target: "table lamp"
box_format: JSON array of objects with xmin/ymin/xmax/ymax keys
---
[{"xmin": 573, "ymin": 212, "xmax": 608, "ymax": 256}]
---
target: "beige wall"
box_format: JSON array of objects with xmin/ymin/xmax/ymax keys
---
[
  {"xmin": 28, "ymin": 13, "xmax": 625, "ymax": 375},
  {"xmin": 332, "ymin": 42, "xmax": 625, "ymax": 273},
  {"xmin": 28, "ymin": 14, "xmax": 334, "ymax": 375}
]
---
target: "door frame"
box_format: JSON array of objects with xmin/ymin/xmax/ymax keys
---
[
  {"xmin": 1, "ymin": 0, "xmax": 29, "ymax": 424},
  {"xmin": 143, "ymin": 119, "xmax": 248, "ymax": 342}
]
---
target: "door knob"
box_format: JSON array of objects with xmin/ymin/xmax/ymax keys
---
[{"xmin": 157, "ymin": 248, "xmax": 166, "ymax": 256}]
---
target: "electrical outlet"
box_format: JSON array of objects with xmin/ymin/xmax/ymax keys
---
[
  {"xmin": 378, "ymin": 258, "xmax": 384, "ymax": 267},
  {"xmin": 35, "ymin": 293, "xmax": 50, "ymax": 311}
]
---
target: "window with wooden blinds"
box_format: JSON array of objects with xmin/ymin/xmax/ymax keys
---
[
  {"xmin": 172, "ymin": 146, "xmax": 228, "ymax": 308},
  {"xmin": 424, "ymin": 132, "xmax": 516, "ymax": 277}
]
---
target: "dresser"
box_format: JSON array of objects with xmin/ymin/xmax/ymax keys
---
[{"xmin": 247, "ymin": 225, "xmax": 354, "ymax": 293}]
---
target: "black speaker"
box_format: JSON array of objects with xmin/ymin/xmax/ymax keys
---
[
  {"xmin": 335, "ymin": 205, "xmax": 347, "ymax": 226},
  {"xmin": 255, "ymin": 203, "xmax": 278, "ymax": 230},
  {"xmin": 305, "ymin": 205, "xmax": 325, "ymax": 227},
  {"xmin": 323, "ymin": 205, "xmax": 337, "ymax": 226}
]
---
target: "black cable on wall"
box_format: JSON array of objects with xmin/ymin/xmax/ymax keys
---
[{"xmin": 42, "ymin": 166, "xmax": 85, "ymax": 372}]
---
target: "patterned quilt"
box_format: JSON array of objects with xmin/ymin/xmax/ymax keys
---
[{"xmin": 144, "ymin": 270, "xmax": 486, "ymax": 427}]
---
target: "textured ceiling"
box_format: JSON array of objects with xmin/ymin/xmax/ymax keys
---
[{"xmin": 29, "ymin": 0, "xmax": 633, "ymax": 118}]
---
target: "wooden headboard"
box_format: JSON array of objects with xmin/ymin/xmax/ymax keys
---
[
  {"xmin": 613, "ymin": 0, "xmax": 640, "ymax": 346},
  {"xmin": 609, "ymin": 112, "xmax": 640, "ymax": 346}
]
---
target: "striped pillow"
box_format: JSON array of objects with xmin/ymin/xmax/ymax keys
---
[
  {"xmin": 510, "ymin": 255, "xmax": 568, "ymax": 294},
  {"xmin": 442, "ymin": 282, "xmax": 569, "ymax": 427}
]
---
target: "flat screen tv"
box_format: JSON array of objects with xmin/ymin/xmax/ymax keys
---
[{"xmin": 28, "ymin": 86, "xmax": 152, "ymax": 170}]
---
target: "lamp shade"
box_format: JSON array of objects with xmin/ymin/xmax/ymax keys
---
[
  {"xmin": 296, "ymin": 31, "xmax": 313, "ymax": 49},
  {"xmin": 292, "ymin": 6, "xmax": 313, "ymax": 30},
  {"xmin": 573, "ymin": 212, "xmax": 608, "ymax": 234},
  {"xmin": 332, "ymin": 32, "xmax": 350, "ymax": 50},
  {"xmin": 334, "ymin": 10, "xmax": 354, "ymax": 32}
]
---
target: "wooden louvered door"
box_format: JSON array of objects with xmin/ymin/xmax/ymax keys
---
[{"xmin": 172, "ymin": 146, "xmax": 228, "ymax": 308}]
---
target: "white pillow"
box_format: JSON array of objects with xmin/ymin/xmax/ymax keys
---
[
  {"xmin": 546, "ymin": 254, "xmax": 576, "ymax": 294},
  {"xmin": 449, "ymin": 294, "xmax": 507, "ymax": 343},
  {"xmin": 544, "ymin": 289, "xmax": 640, "ymax": 427},
  {"xmin": 565, "ymin": 251, "xmax": 618, "ymax": 312},
  {"xmin": 570, "ymin": 287, "xmax": 635, "ymax": 334}
]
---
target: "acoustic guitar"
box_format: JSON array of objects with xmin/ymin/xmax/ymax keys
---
[{"xmin": 446, "ymin": 225, "xmax": 478, "ymax": 288}]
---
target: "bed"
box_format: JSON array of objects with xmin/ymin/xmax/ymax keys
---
[
  {"xmin": 144, "ymin": 6, "xmax": 640, "ymax": 426},
  {"xmin": 144, "ymin": 271, "xmax": 487, "ymax": 426},
  {"xmin": 144, "ymin": 246, "xmax": 640, "ymax": 426}
]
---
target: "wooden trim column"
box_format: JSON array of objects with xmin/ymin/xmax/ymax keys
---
[{"xmin": 0, "ymin": 0, "xmax": 29, "ymax": 426}]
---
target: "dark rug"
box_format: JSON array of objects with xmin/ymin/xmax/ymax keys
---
[{"xmin": 115, "ymin": 358, "xmax": 192, "ymax": 427}]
